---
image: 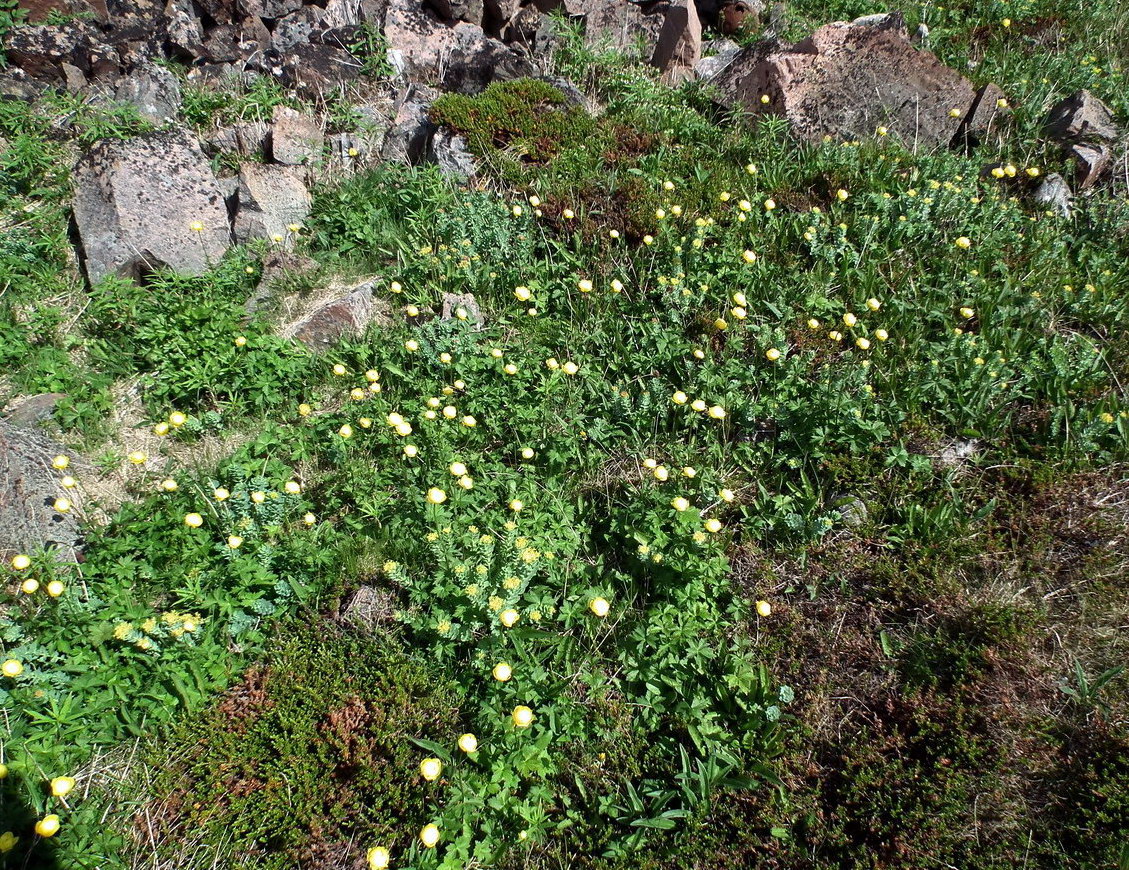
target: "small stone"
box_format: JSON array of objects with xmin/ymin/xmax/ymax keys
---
[
  {"xmin": 1043, "ymin": 89, "xmax": 1119, "ymax": 144},
  {"xmin": 1033, "ymin": 173, "xmax": 1073, "ymax": 218}
]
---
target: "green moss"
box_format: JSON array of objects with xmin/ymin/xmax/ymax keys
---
[
  {"xmin": 141, "ymin": 619, "xmax": 462, "ymax": 869},
  {"xmin": 430, "ymin": 78, "xmax": 601, "ymax": 165}
]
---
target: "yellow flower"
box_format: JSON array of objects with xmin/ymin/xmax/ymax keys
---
[
  {"xmin": 828, "ymin": 330, "xmax": 843, "ymax": 342},
  {"xmin": 153, "ymin": 422, "xmax": 169, "ymax": 436},
  {"xmin": 866, "ymin": 297, "xmax": 881, "ymax": 311},
  {"xmin": 419, "ymin": 824, "xmax": 440, "ymax": 848},
  {"xmin": 714, "ymin": 318, "xmax": 728, "ymax": 331},
  {"xmin": 756, "ymin": 600, "xmax": 772, "ymax": 617},
  {"xmin": 488, "ymin": 595, "xmax": 504, "ymax": 611},
  {"xmin": 0, "ymin": 831, "xmax": 17, "ymax": 853},
  {"xmin": 653, "ymin": 466, "xmax": 669, "ymax": 481},
  {"xmin": 691, "ymin": 399, "xmax": 707, "ymax": 412},
  {"xmin": 405, "ymin": 339, "xmax": 419, "ymax": 352},
  {"xmin": 708, "ymin": 405, "xmax": 726, "ymax": 420},
  {"xmin": 500, "ymin": 608, "xmax": 520, "ymax": 627},
  {"xmin": 611, "ymin": 279, "xmax": 624, "ymax": 292},
  {"xmin": 50, "ymin": 776, "xmax": 75, "ymax": 797},
  {"xmin": 338, "ymin": 424, "xmax": 353, "ymax": 439},
  {"xmin": 419, "ymin": 758, "xmax": 443, "ymax": 781},
  {"xmin": 10, "ymin": 554, "xmax": 30, "ymax": 570},
  {"xmin": 578, "ymin": 278, "xmax": 593, "ymax": 293},
  {"xmin": 46, "ymin": 580, "xmax": 65, "ymax": 597},
  {"xmin": 35, "ymin": 816, "xmax": 61, "ymax": 838},
  {"xmin": 562, "ymin": 361, "xmax": 579, "ymax": 375},
  {"xmin": 227, "ymin": 536, "xmax": 243, "ymax": 549},
  {"xmin": 959, "ymin": 307, "xmax": 975, "ymax": 319},
  {"xmin": 214, "ymin": 487, "xmax": 230, "ymax": 501},
  {"xmin": 856, "ymin": 337, "xmax": 871, "ymax": 350},
  {"xmin": 671, "ymin": 496, "xmax": 690, "ymax": 512},
  {"xmin": 509, "ymin": 499, "xmax": 524, "ymax": 512},
  {"xmin": 682, "ymin": 466, "xmax": 696, "ymax": 478},
  {"xmin": 367, "ymin": 846, "xmax": 391, "ymax": 869},
  {"xmin": 589, "ymin": 597, "xmax": 610, "ymax": 617},
  {"xmin": 672, "ymin": 391, "xmax": 688, "ymax": 405},
  {"xmin": 955, "ymin": 236, "xmax": 972, "ymax": 249},
  {"xmin": 763, "ymin": 199, "xmax": 776, "ymax": 211},
  {"xmin": 449, "ymin": 461, "xmax": 468, "ymax": 477},
  {"xmin": 1099, "ymin": 412, "xmax": 1114, "ymax": 424},
  {"xmin": 21, "ymin": 578, "xmax": 39, "ymax": 595},
  {"xmin": 458, "ymin": 733, "xmax": 478, "ymax": 753},
  {"xmin": 836, "ymin": 189, "xmax": 849, "ymax": 201},
  {"xmin": 563, "ymin": 208, "xmax": 575, "ymax": 219},
  {"xmin": 52, "ymin": 455, "xmax": 69, "ymax": 470},
  {"xmin": 511, "ymin": 705, "xmax": 534, "ymax": 728},
  {"xmin": 742, "ymin": 249, "xmax": 757, "ymax": 263},
  {"xmin": 427, "ymin": 488, "xmax": 447, "ymax": 505},
  {"xmin": 704, "ymin": 518, "xmax": 723, "ymax": 533},
  {"xmin": 458, "ymin": 475, "xmax": 474, "ymax": 490},
  {"xmin": 161, "ymin": 479, "xmax": 178, "ymax": 492},
  {"xmin": 520, "ymin": 447, "xmax": 535, "ymax": 459},
  {"xmin": 765, "ymin": 348, "xmax": 781, "ymax": 361},
  {"xmin": 303, "ymin": 512, "xmax": 317, "ymax": 525},
  {"xmin": 298, "ymin": 403, "xmax": 312, "ymax": 417},
  {"xmin": 60, "ymin": 475, "xmax": 77, "ymax": 489},
  {"xmin": 184, "ymin": 513, "xmax": 204, "ymax": 528},
  {"xmin": 492, "ymin": 662, "xmax": 512, "ymax": 681},
  {"xmin": 843, "ymin": 312, "xmax": 857, "ymax": 327},
  {"xmin": 189, "ymin": 220, "xmax": 205, "ymax": 232},
  {"xmin": 2, "ymin": 659, "xmax": 23, "ymax": 678},
  {"xmin": 251, "ymin": 490, "xmax": 266, "ymax": 504},
  {"xmin": 875, "ymin": 329, "xmax": 889, "ymax": 341},
  {"xmin": 234, "ymin": 335, "xmax": 247, "ymax": 347},
  {"xmin": 719, "ymin": 488, "xmax": 736, "ymax": 502}
]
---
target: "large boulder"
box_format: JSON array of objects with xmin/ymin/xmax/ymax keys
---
[
  {"xmin": 270, "ymin": 104, "xmax": 324, "ymax": 164},
  {"xmin": 233, "ymin": 163, "xmax": 312, "ymax": 247},
  {"xmin": 712, "ymin": 13, "xmax": 980, "ymax": 147},
  {"xmin": 0, "ymin": 417, "xmax": 82, "ymax": 559},
  {"xmin": 72, "ymin": 129, "xmax": 232, "ymax": 283},
  {"xmin": 565, "ymin": 0, "xmax": 669, "ymax": 57}
]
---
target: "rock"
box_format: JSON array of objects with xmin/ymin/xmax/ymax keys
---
[
  {"xmin": 17, "ymin": 0, "xmax": 109, "ymax": 24},
  {"xmin": 428, "ymin": 128, "xmax": 478, "ymax": 178},
  {"xmin": 245, "ymin": 250, "xmax": 318, "ymax": 314},
  {"xmin": 258, "ymin": 0, "xmax": 305, "ymax": 18},
  {"xmin": 4, "ymin": 24, "xmax": 101, "ymax": 84},
  {"xmin": 849, "ymin": 9, "xmax": 908, "ymax": 36},
  {"xmin": 505, "ymin": 5, "xmax": 543, "ymax": 50},
  {"xmin": 381, "ymin": 83, "xmax": 438, "ymax": 164},
  {"xmin": 955, "ymin": 82, "xmax": 1009, "ymax": 147},
  {"xmin": 385, "ymin": 0, "xmax": 534, "ymax": 93},
  {"xmin": 694, "ymin": 37, "xmax": 740, "ymax": 81},
  {"xmin": 270, "ymin": 104, "xmax": 324, "ymax": 164},
  {"xmin": 281, "ymin": 279, "xmax": 393, "ymax": 350},
  {"xmin": 114, "ymin": 62, "xmax": 182, "ymax": 123},
  {"xmin": 1067, "ymin": 143, "xmax": 1112, "ymax": 190},
  {"xmin": 720, "ymin": 0, "xmax": 761, "ymax": 35},
  {"xmin": 321, "ymin": 0, "xmax": 368, "ymax": 28},
  {"xmin": 72, "ymin": 129, "xmax": 231, "ymax": 283},
  {"xmin": 281, "ymin": 42, "xmax": 362, "ymax": 97},
  {"xmin": 1043, "ymin": 89, "xmax": 1118, "ymax": 144},
  {"xmin": 830, "ymin": 494, "xmax": 868, "ymax": 529},
  {"xmin": 165, "ymin": 0, "xmax": 205, "ymax": 55},
  {"xmin": 233, "ymin": 163, "xmax": 311, "ymax": 247},
  {"xmin": 937, "ymin": 438, "xmax": 979, "ymax": 468},
  {"xmin": 2, "ymin": 394, "xmax": 66, "ymax": 428},
  {"xmin": 440, "ymin": 291, "xmax": 482, "ymax": 325},
  {"xmin": 651, "ymin": 0, "xmax": 701, "ymax": 77},
  {"xmin": 206, "ymin": 120, "xmax": 272, "ymax": 157},
  {"xmin": 61, "ymin": 61, "xmax": 88, "ymax": 93},
  {"xmin": 0, "ymin": 418, "xmax": 82, "ymax": 558},
  {"xmin": 712, "ymin": 17, "xmax": 978, "ymax": 148},
  {"xmin": 1032, "ymin": 173, "xmax": 1072, "ymax": 218},
  {"xmin": 567, "ymin": 0, "xmax": 668, "ymax": 57},
  {"xmin": 271, "ymin": 6, "xmax": 324, "ymax": 52}
]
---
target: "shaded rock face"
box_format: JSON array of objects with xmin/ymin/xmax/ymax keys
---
[
  {"xmin": 113, "ymin": 61, "xmax": 182, "ymax": 123},
  {"xmin": 1044, "ymin": 90, "xmax": 1118, "ymax": 144},
  {"xmin": 0, "ymin": 417, "xmax": 81, "ymax": 558},
  {"xmin": 429, "ymin": 128, "xmax": 478, "ymax": 178},
  {"xmin": 72, "ymin": 129, "xmax": 232, "ymax": 283},
  {"xmin": 651, "ymin": 0, "xmax": 701, "ymax": 77},
  {"xmin": 713, "ymin": 15, "xmax": 981, "ymax": 148},
  {"xmin": 281, "ymin": 279, "xmax": 393, "ymax": 350}
]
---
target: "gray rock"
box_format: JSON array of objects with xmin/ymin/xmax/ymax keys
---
[
  {"xmin": 428, "ymin": 128, "xmax": 479, "ymax": 179},
  {"xmin": 280, "ymin": 279, "xmax": 393, "ymax": 350},
  {"xmin": 271, "ymin": 6, "xmax": 324, "ymax": 52},
  {"xmin": 233, "ymin": 163, "xmax": 312, "ymax": 248},
  {"xmin": 1033, "ymin": 172, "xmax": 1073, "ymax": 218},
  {"xmin": 938, "ymin": 438, "xmax": 980, "ymax": 468},
  {"xmin": 565, "ymin": 0, "xmax": 668, "ymax": 57},
  {"xmin": 206, "ymin": 120, "xmax": 272, "ymax": 157},
  {"xmin": 440, "ymin": 291, "xmax": 482, "ymax": 325},
  {"xmin": 270, "ymin": 104, "xmax": 324, "ymax": 165},
  {"xmin": 72, "ymin": 129, "xmax": 232, "ymax": 283},
  {"xmin": 831, "ymin": 494, "xmax": 868, "ymax": 529},
  {"xmin": 164, "ymin": 0, "xmax": 205, "ymax": 55},
  {"xmin": 381, "ymin": 83, "xmax": 438, "ymax": 164},
  {"xmin": 2, "ymin": 394, "xmax": 66, "ymax": 428},
  {"xmin": 0, "ymin": 418, "xmax": 82, "ymax": 558},
  {"xmin": 1068, "ymin": 142, "xmax": 1113, "ymax": 189},
  {"xmin": 849, "ymin": 10, "xmax": 908, "ymax": 36},
  {"xmin": 114, "ymin": 62, "xmax": 182, "ymax": 124},
  {"xmin": 1044, "ymin": 89, "xmax": 1118, "ymax": 144},
  {"xmin": 695, "ymin": 38, "xmax": 740, "ymax": 81}
]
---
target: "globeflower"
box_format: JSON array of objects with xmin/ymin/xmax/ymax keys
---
[
  {"xmin": 184, "ymin": 513, "xmax": 204, "ymax": 528},
  {"xmin": 10, "ymin": 554, "xmax": 30, "ymax": 570},
  {"xmin": 458, "ymin": 733, "xmax": 478, "ymax": 753},
  {"xmin": 21, "ymin": 579, "xmax": 38, "ymax": 595},
  {"xmin": 955, "ymin": 236, "xmax": 972, "ymax": 249},
  {"xmin": 492, "ymin": 662, "xmax": 513, "ymax": 681},
  {"xmin": 2, "ymin": 660, "xmax": 23, "ymax": 678},
  {"xmin": 589, "ymin": 597, "xmax": 610, "ymax": 617},
  {"xmin": 708, "ymin": 405, "xmax": 726, "ymax": 419},
  {"xmin": 50, "ymin": 777, "xmax": 75, "ymax": 798},
  {"xmin": 419, "ymin": 758, "xmax": 443, "ymax": 781},
  {"xmin": 843, "ymin": 312, "xmax": 857, "ymax": 327},
  {"xmin": 756, "ymin": 600, "xmax": 772, "ymax": 617},
  {"xmin": 47, "ymin": 581, "xmax": 65, "ymax": 597},
  {"xmin": 35, "ymin": 816, "xmax": 60, "ymax": 838},
  {"xmin": 427, "ymin": 488, "xmax": 447, "ymax": 505},
  {"xmin": 500, "ymin": 608, "xmax": 520, "ymax": 627},
  {"xmin": 959, "ymin": 307, "xmax": 975, "ymax": 319},
  {"xmin": 367, "ymin": 846, "xmax": 391, "ymax": 869},
  {"xmin": 419, "ymin": 824, "xmax": 440, "ymax": 848},
  {"xmin": 704, "ymin": 518, "xmax": 723, "ymax": 533},
  {"xmin": 765, "ymin": 348, "xmax": 781, "ymax": 361},
  {"xmin": 671, "ymin": 497, "xmax": 690, "ymax": 512},
  {"xmin": 672, "ymin": 391, "xmax": 688, "ymax": 405},
  {"xmin": 512, "ymin": 705, "xmax": 534, "ymax": 728}
]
